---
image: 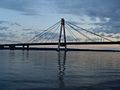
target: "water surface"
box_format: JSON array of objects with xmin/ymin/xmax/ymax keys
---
[{"xmin": 0, "ymin": 50, "xmax": 120, "ymax": 89}]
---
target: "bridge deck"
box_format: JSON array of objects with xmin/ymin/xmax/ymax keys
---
[{"xmin": 0, "ymin": 42, "xmax": 120, "ymax": 46}]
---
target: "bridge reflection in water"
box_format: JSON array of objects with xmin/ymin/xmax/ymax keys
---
[{"xmin": 58, "ymin": 51, "xmax": 66, "ymax": 89}]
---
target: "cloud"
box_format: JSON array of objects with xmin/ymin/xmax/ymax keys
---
[
  {"xmin": 0, "ymin": 38, "xmax": 20, "ymax": 43},
  {"xmin": 93, "ymin": 23, "xmax": 120, "ymax": 34},
  {"xmin": 0, "ymin": 0, "xmax": 56, "ymax": 16},
  {"xmin": 0, "ymin": 32, "xmax": 14, "ymax": 38},
  {"xmin": 53, "ymin": 0, "xmax": 120, "ymax": 34},
  {"xmin": 55, "ymin": 0, "xmax": 120, "ymax": 21},
  {"xmin": 68, "ymin": 20, "xmax": 120, "ymax": 34},
  {"xmin": 0, "ymin": 26, "xmax": 9, "ymax": 31},
  {"xmin": 22, "ymin": 28, "xmax": 32, "ymax": 31},
  {"xmin": 10, "ymin": 22, "xmax": 22, "ymax": 26},
  {"xmin": 0, "ymin": 0, "xmax": 38, "ymax": 15},
  {"xmin": 0, "ymin": 21, "xmax": 9, "ymax": 24},
  {"xmin": 0, "ymin": 20, "xmax": 22, "ymax": 26},
  {"xmin": 0, "ymin": 20, "xmax": 27, "ymax": 43}
]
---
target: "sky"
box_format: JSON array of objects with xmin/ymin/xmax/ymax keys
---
[{"xmin": 0, "ymin": 0, "xmax": 120, "ymax": 43}]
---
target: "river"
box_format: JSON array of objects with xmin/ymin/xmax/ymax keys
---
[{"xmin": 0, "ymin": 50, "xmax": 120, "ymax": 89}]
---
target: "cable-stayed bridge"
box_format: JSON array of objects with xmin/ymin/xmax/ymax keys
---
[{"xmin": 0, "ymin": 18, "xmax": 120, "ymax": 51}]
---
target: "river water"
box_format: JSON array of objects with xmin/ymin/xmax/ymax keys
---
[{"xmin": 0, "ymin": 50, "xmax": 120, "ymax": 90}]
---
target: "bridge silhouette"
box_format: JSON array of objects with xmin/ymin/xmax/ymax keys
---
[{"xmin": 0, "ymin": 18, "xmax": 120, "ymax": 51}]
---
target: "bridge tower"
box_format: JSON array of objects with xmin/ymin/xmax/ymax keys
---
[{"xmin": 58, "ymin": 18, "xmax": 67, "ymax": 51}]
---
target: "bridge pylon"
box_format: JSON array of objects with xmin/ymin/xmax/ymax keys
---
[{"xmin": 58, "ymin": 18, "xmax": 67, "ymax": 51}]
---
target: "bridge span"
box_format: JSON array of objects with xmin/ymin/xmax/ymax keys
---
[
  {"xmin": 0, "ymin": 18, "xmax": 120, "ymax": 51},
  {"xmin": 0, "ymin": 42, "xmax": 120, "ymax": 50}
]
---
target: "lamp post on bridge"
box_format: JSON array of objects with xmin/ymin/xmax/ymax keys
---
[{"xmin": 58, "ymin": 18, "xmax": 67, "ymax": 51}]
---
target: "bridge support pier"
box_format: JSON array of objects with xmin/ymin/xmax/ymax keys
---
[
  {"xmin": 58, "ymin": 18, "xmax": 67, "ymax": 51},
  {"xmin": 0, "ymin": 45, "xmax": 4, "ymax": 49},
  {"xmin": 9, "ymin": 45, "xmax": 15, "ymax": 50},
  {"xmin": 27, "ymin": 45, "xmax": 29, "ymax": 50},
  {"xmin": 22, "ymin": 45, "xmax": 25, "ymax": 50}
]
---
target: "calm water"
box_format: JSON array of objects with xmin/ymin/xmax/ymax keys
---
[{"xmin": 0, "ymin": 50, "xmax": 120, "ymax": 90}]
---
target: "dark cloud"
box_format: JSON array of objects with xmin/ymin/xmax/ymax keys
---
[
  {"xmin": 0, "ymin": 0, "xmax": 38, "ymax": 15},
  {"xmin": 0, "ymin": 0, "xmax": 55, "ymax": 16},
  {"xmin": 0, "ymin": 26, "xmax": 9, "ymax": 31},
  {"xmin": 0, "ymin": 21, "xmax": 9, "ymax": 24},
  {"xmin": 55, "ymin": 0, "xmax": 120, "ymax": 21},
  {"xmin": 55, "ymin": 0, "xmax": 120, "ymax": 37},
  {"xmin": 65, "ymin": 0, "xmax": 120, "ymax": 34}
]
